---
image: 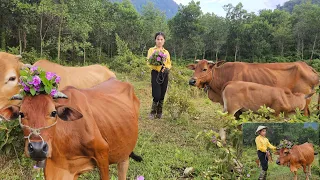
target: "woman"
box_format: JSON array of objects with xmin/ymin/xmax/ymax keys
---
[
  {"xmin": 146, "ymin": 32, "xmax": 172, "ymax": 119},
  {"xmin": 255, "ymin": 125, "xmax": 276, "ymax": 180}
]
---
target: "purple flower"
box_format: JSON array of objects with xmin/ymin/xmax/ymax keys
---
[
  {"xmin": 55, "ymin": 75, "xmax": 61, "ymax": 83},
  {"xmin": 29, "ymin": 76, "xmax": 41, "ymax": 86},
  {"xmin": 211, "ymin": 136, "xmax": 217, "ymax": 143},
  {"xmin": 24, "ymin": 86, "xmax": 30, "ymax": 91},
  {"xmin": 137, "ymin": 176, "xmax": 144, "ymax": 180},
  {"xmin": 30, "ymin": 66, "xmax": 38, "ymax": 72},
  {"xmin": 46, "ymin": 72, "xmax": 56, "ymax": 80},
  {"xmin": 34, "ymin": 85, "xmax": 40, "ymax": 92},
  {"xmin": 33, "ymin": 165, "xmax": 39, "ymax": 169},
  {"xmin": 50, "ymin": 88, "xmax": 57, "ymax": 96},
  {"xmin": 156, "ymin": 57, "xmax": 161, "ymax": 61}
]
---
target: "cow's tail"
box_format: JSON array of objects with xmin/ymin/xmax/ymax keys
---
[{"xmin": 129, "ymin": 152, "xmax": 143, "ymax": 162}]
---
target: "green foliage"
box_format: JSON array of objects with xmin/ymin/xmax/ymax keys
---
[{"xmin": 0, "ymin": 120, "xmax": 23, "ymax": 156}]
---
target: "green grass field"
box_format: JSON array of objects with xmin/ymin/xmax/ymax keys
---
[{"xmin": 0, "ymin": 70, "xmax": 319, "ymax": 180}]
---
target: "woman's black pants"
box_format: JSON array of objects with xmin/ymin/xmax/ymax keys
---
[
  {"xmin": 151, "ymin": 70, "xmax": 168, "ymax": 102},
  {"xmin": 257, "ymin": 150, "xmax": 268, "ymax": 171}
]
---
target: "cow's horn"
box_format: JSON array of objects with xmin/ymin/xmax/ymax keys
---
[
  {"xmin": 195, "ymin": 60, "xmax": 200, "ymax": 62},
  {"xmin": 207, "ymin": 61, "xmax": 215, "ymax": 64},
  {"xmin": 10, "ymin": 94, "xmax": 23, "ymax": 100},
  {"xmin": 53, "ymin": 92, "xmax": 68, "ymax": 99},
  {"xmin": 16, "ymin": 55, "xmax": 22, "ymax": 59}
]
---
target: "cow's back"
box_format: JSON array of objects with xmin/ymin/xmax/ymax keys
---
[
  {"xmin": 215, "ymin": 62, "xmax": 319, "ymax": 94},
  {"xmin": 34, "ymin": 60, "xmax": 116, "ymax": 90},
  {"xmin": 58, "ymin": 78, "xmax": 139, "ymax": 163},
  {"xmin": 291, "ymin": 143, "xmax": 315, "ymax": 166}
]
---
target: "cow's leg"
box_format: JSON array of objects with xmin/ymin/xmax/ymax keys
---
[
  {"xmin": 304, "ymin": 99, "xmax": 311, "ymax": 116},
  {"xmin": 95, "ymin": 153, "xmax": 110, "ymax": 180},
  {"xmin": 293, "ymin": 171, "xmax": 298, "ymax": 180},
  {"xmin": 117, "ymin": 158, "xmax": 129, "ymax": 180}
]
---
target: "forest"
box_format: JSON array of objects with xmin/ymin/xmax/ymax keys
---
[{"xmin": 1, "ymin": 0, "xmax": 320, "ymax": 66}]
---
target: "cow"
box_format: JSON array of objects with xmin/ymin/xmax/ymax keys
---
[
  {"xmin": 187, "ymin": 60, "xmax": 320, "ymax": 116},
  {"xmin": 0, "ymin": 78, "xmax": 140, "ymax": 180},
  {"xmin": 275, "ymin": 142, "xmax": 317, "ymax": 180},
  {"xmin": 0, "ymin": 52, "xmax": 116, "ymax": 109},
  {"xmin": 222, "ymin": 81, "xmax": 315, "ymax": 118}
]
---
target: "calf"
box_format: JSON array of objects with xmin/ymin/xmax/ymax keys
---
[
  {"xmin": 275, "ymin": 143, "xmax": 316, "ymax": 180},
  {"xmin": 222, "ymin": 81, "xmax": 315, "ymax": 118}
]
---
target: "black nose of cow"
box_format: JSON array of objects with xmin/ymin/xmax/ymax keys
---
[
  {"xmin": 276, "ymin": 159, "xmax": 280, "ymax": 165},
  {"xmin": 189, "ymin": 79, "xmax": 196, "ymax": 86},
  {"xmin": 28, "ymin": 141, "xmax": 48, "ymax": 161}
]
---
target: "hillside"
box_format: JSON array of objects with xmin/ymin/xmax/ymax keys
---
[
  {"xmin": 276, "ymin": 0, "xmax": 320, "ymax": 12},
  {"xmin": 111, "ymin": 0, "xmax": 179, "ymax": 19}
]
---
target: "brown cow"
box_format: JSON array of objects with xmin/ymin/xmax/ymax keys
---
[
  {"xmin": 0, "ymin": 78, "xmax": 139, "ymax": 179},
  {"xmin": 275, "ymin": 143, "xmax": 316, "ymax": 180},
  {"xmin": 0, "ymin": 52, "xmax": 116, "ymax": 109},
  {"xmin": 222, "ymin": 81, "xmax": 315, "ymax": 118},
  {"xmin": 187, "ymin": 60, "xmax": 319, "ymax": 116}
]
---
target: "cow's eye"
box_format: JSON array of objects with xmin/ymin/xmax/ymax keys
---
[
  {"xmin": 50, "ymin": 111, "xmax": 57, "ymax": 117},
  {"xmin": 9, "ymin": 76, "xmax": 16, "ymax": 81},
  {"xmin": 203, "ymin": 69, "xmax": 207, "ymax": 71},
  {"xmin": 19, "ymin": 112, "xmax": 25, "ymax": 118}
]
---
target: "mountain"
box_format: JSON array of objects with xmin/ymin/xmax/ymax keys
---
[
  {"xmin": 111, "ymin": 0, "xmax": 179, "ymax": 19},
  {"xmin": 276, "ymin": 0, "xmax": 320, "ymax": 12}
]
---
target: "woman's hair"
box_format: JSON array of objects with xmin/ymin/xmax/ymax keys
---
[{"xmin": 155, "ymin": 32, "xmax": 165, "ymax": 40}]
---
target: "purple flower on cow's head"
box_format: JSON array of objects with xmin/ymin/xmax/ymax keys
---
[
  {"xmin": 29, "ymin": 76, "xmax": 41, "ymax": 86},
  {"xmin": 55, "ymin": 75, "xmax": 61, "ymax": 84},
  {"xmin": 23, "ymin": 85, "xmax": 30, "ymax": 92},
  {"xmin": 30, "ymin": 66, "xmax": 38, "ymax": 73},
  {"xmin": 50, "ymin": 88, "xmax": 57, "ymax": 96},
  {"xmin": 156, "ymin": 57, "xmax": 161, "ymax": 61},
  {"xmin": 137, "ymin": 176, "xmax": 144, "ymax": 180},
  {"xmin": 46, "ymin": 72, "xmax": 56, "ymax": 80},
  {"xmin": 34, "ymin": 85, "xmax": 40, "ymax": 92}
]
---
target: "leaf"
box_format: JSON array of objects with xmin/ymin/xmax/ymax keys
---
[
  {"xmin": 30, "ymin": 88, "xmax": 36, "ymax": 96},
  {"xmin": 27, "ymin": 76, "xmax": 33, "ymax": 82},
  {"xmin": 45, "ymin": 86, "xmax": 51, "ymax": 94},
  {"xmin": 20, "ymin": 70, "xmax": 28, "ymax": 76}
]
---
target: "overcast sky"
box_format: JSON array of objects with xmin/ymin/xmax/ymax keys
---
[{"xmin": 173, "ymin": 0, "xmax": 288, "ymax": 17}]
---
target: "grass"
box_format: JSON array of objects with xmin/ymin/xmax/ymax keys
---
[
  {"xmin": 0, "ymin": 69, "xmax": 319, "ymax": 180},
  {"xmin": 243, "ymin": 147, "xmax": 320, "ymax": 180}
]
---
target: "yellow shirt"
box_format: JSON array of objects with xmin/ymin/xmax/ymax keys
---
[
  {"xmin": 255, "ymin": 135, "xmax": 276, "ymax": 152},
  {"xmin": 146, "ymin": 46, "xmax": 172, "ymax": 72}
]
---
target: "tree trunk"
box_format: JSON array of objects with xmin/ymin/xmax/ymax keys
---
[
  {"xmin": 57, "ymin": 19, "xmax": 63, "ymax": 62},
  {"xmin": 99, "ymin": 41, "xmax": 102, "ymax": 63},
  {"xmin": 301, "ymin": 39, "xmax": 304, "ymax": 60},
  {"xmin": 23, "ymin": 31, "xmax": 27, "ymax": 52},
  {"xmin": 280, "ymin": 41, "xmax": 284, "ymax": 57},
  {"xmin": 18, "ymin": 29, "xmax": 22, "ymax": 55},
  {"xmin": 310, "ymin": 34, "xmax": 317, "ymax": 60},
  {"xmin": 40, "ymin": 14, "xmax": 43, "ymax": 57},
  {"xmin": 1, "ymin": 27, "xmax": 6, "ymax": 50},
  {"xmin": 234, "ymin": 45, "xmax": 238, "ymax": 62},
  {"xmin": 215, "ymin": 50, "xmax": 218, "ymax": 62},
  {"xmin": 83, "ymin": 46, "xmax": 86, "ymax": 65},
  {"xmin": 202, "ymin": 48, "xmax": 205, "ymax": 59}
]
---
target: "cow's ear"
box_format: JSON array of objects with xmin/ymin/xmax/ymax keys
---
[
  {"xmin": 0, "ymin": 105, "xmax": 20, "ymax": 121},
  {"xmin": 56, "ymin": 105, "xmax": 83, "ymax": 121},
  {"xmin": 216, "ymin": 60, "xmax": 226, "ymax": 67},
  {"xmin": 186, "ymin": 64, "xmax": 196, "ymax": 70}
]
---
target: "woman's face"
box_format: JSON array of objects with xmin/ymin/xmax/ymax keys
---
[
  {"xmin": 155, "ymin": 35, "xmax": 165, "ymax": 47},
  {"xmin": 260, "ymin": 129, "xmax": 267, "ymax": 136}
]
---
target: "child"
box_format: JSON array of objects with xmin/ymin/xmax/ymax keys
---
[{"xmin": 255, "ymin": 125, "xmax": 276, "ymax": 180}]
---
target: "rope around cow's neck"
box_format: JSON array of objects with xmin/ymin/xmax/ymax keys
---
[{"xmin": 19, "ymin": 115, "xmax": 57, "ymax": 144}]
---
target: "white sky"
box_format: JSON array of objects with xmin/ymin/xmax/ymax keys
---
[{"xmin": 173, "ymin": 0, "xmax": 288, "ymax": 17}]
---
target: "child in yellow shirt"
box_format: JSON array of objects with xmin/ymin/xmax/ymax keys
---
[{"xmin": 255, "ymin": 125, "xmax": 276, "ymax": 180}]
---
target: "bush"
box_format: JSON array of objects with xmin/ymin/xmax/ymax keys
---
[{"xmin": 0, "ymin": 120, "xmax": 24, "ymax": 156}]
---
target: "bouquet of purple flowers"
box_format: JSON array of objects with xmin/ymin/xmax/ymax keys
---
[
  {"xmin": 19, "ymin": 66, "xmax": 61, "ymax": 97},
  {"xmin": 148, "ymin": 50, "xmax": 167, "ymax": 66}
]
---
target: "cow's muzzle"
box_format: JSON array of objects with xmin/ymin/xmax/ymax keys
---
[
  {"xmin": 276, "ymin": 159, "xmax": 280, "ymax": 165},
  {"xmin": 189, "ymin": 78, "xmax": 196, "ymax": 86},
  {"xmin": 28, "ymin": 141, "xmax": 48, "ymax": 161}
]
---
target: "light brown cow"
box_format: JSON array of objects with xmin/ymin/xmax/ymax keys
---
[
  {"xmin": 275, "ymin": 143, "xmax": 317, "ymax": 180},
  {"xmin": 0, "ymin": 52, "xmax": 116, "ymax": 109},
  {"xmin": 187, "ymin": 60, "xmax": 319, "ymax": 116},
  {"xmin": 0, "ymin": 78, "xmax": 139, "ymax": 180},
  {"xmin": 222, "ymin": 81, "xmax": 315, "ymax": 118}
]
